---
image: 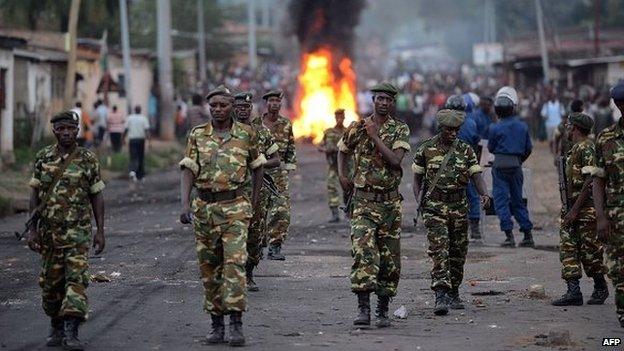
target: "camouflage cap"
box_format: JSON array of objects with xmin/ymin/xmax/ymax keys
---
[
  {"xmin": 206, "ymin": 85, "xmax": 232, "ymax": 100},
  {"xmin": 262, "ymin": 89, "xmax": 283, "ymax": 100},
  {"xmin": 50, "ymin": 110, "xmax": 79, "ymax": 125},
  {"xmin": 568, "ymin": 112, "xmax": 594, "ymax": 132},
  {"xmin": 370, "ymin": 82, "xmax": 398, "ymax": 97},
  {"xmin": 234, "ymin": 92, "xmax": 253, "ymax": 104},
  {"xmin": 334, "ymin": 108, "xmax": 345, "ymax": 114},
  {"xmin": 611, "ymin": 80, "xmax": 624, "ymax": 100},
  {"xmin": 436, "ymin": 109, "xmax": 466, "ymax": 128}
]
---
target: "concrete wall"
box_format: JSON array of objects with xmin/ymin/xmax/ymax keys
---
[{"xmin": 0, "ymin": 49, "xmax": 14, "ymax": 161}]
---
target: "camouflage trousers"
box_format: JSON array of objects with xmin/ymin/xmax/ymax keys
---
[
  {"xmin": 559, "ymin": 207, "xmax": 606, "ymax": 281},
  {"xmin": 39, "ymin": 229, "xmax": 90, "ymax": 320},
  {"xmin": 326, "ymin": 166, "xmax": 341, "ymax": 209},
  {"xmin": 605, "ymin": 206, "xmax": 624, "ymax": 324},
  {"xmin": 193, "ymin": 196, "xmax": 251, "ymax": 315},
  {"xmin": 422, "ymin": 199, "xmax": 469, "ymax": 291},
  {"xmin": 267, "ymin": 170, "xmax": 290, "ymax": 246},
  {"xmin": 246, "ymin": 186, "xmax": 271, "ymax": 268},
  {"xmin": 350, "ymin": 196, "xmax": 402, "ymax": 297}
]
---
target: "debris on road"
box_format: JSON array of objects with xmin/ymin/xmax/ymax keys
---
[
  {"xmin": 535, "ymin": 330, "xmax": 572, "ymax": 347},
  {"xmin": 528, "ymin": 284, "xmax": 547, "ymax": 299},
  {"xmin": 393, "ymin": 305, "xmax": 408, "ymax": 319},
  {"xmin": 91, "ymin": 273, "xmax": 111, "ymax": 282}
]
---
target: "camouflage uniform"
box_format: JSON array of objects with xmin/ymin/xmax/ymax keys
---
[
  {"xmin": 179, "ymin": 121, "xmax": 264, "ymax": 314},
  {"xmin": 321, "ymin": 126, "xmax": 351, "ymax": 208},
  {"xmin": 560, "ymin": 138, "xmax": 606, "ymax": 280},
  {"xmin": 338, "ymin": 117, "xmax": 410, "ymax": 297},
  {"xmin": 258, "ymin": 114, "xmax": 297, "ymax": 246},
  {"xmin": 593, "ymin": 120, "xmax": 624, "ymax": 324},
  {"xmin": 29, "ymin": 145, "xmax": 106, "ymax": 320},
  {"xmin": 413, "ymin": 136, "xmax": 482, "ymax": 291}
]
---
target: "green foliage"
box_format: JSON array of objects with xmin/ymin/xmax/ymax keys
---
[{"xmin": 100, "ymin": 152, "xmax": 129, "ymax": 172}]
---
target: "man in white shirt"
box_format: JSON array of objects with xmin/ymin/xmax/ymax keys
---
[
  {"xmin": 94, "ymin": 100, "xmax": 108, "ymax": 146},
  {"xmin": 541, "ymin": 92, "xmax": 565, "ymax": 141},
  {"xmin": 124, "ymin": 105, "xmax": 150, "ymax": 181}
]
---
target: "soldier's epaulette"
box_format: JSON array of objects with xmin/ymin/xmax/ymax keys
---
[
  {"xmin": 190, "ymin": 123, "xmax": 209, "ymax": 134},
  {"xmin": 236, "ymin": 121, "xmax": 255, "ymax": 134}
]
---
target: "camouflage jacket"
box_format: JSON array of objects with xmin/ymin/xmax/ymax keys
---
[
  {"xmin": 593, "ymin": 119, "xmax": 624, "ymax": 207},
  {"xmin": 258, "ymin": 114, "xmax": 297, "ymax": 172},
  {"xmin": 412, "ymin": 135, "xmax": 482, "ymax": 192},
  {"xmin": 255, "ymin": 124, "xmax": 279, "ymax": 159},
  {"xmin": 179, "ymin": 120, "xmax": 264, "ymax": 192},
  {"xmin": 29, "ymin": 145, "xmax": 105, "ymax": 245},
  {"xmin": 338, "ymin": 116, "xmax": 410, "ymax": 191},
  {"xmin": 565, "ymin": 138, "xmax": 595, "ymax": 201},
  {"xmin": 321, "ymin": 125, "xmax": 347, "ymax": 167}
]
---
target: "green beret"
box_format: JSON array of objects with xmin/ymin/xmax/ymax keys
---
[
  {"xmin": 436, "ymin": 109, "xmax": 466, "ymax": 128},
  {"xmin": 50, "ymin": 111, "xmax": 79, "ymax": 125},
  {"xmin": 234, "ymin": 92, "xmax": 253, "ymax": 104},
  {"xmin": 569, "ymin": 112, "xmax": 593, "ymax": 132},
  {"xmin": 262, "ymin": 89, "xmax": 283, "ymax": 100},
  {"xmin": 206, "ymin": 85, "xmax": 232, "ymax": 100},
  {"xmin": 370, "ymin": 82, "xmax": 398, "ymax": 97}
]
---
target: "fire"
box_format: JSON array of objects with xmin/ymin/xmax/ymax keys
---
[{"xmin": 293, "ymin": 47, "xmax": 358, "ymax": 144}]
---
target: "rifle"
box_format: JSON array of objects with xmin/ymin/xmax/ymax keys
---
[
  {"xmin": 262, "ymin": 174, "xmax": 280, "ymax": 198},
  {"xmin": 557, "ymin": 155, "xmax": 571, "ymax": 212},
  {"xmin": 413, "ymin": 182, "xmax": 427, "ymax": 226},
  {"xmin": 14, "ymin": 212, "xmax": 41, "ymax": 241},
  {"xmin": 340, "ymin": 188, "xmax": 353, "ymax": 218}
]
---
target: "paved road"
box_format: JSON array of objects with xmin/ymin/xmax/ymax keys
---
[{"xmin": 0, "ymin": 144, "xmax": 621, "ymax": 350}]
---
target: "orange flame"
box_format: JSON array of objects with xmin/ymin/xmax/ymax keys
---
[{"xmin": 293, "ymin": 47, "xmax": 358, "ymax": 144}]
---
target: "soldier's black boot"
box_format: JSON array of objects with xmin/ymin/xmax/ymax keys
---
[
  {"xmin": 518, "ymin": 230, "xmax": 535, "ymax": 248},
  {"xmin": 46, "ymin": 317, "xmax": 64, "ymax": 347},
  {"xmin": 469, "ymin": 219, "xmax": 482, "ymax": 240},
  {"xmin": 551, "ymin": 279, "xmax": 583, "ymax": 306},
  {"xmin": 267, "ymin": 244, "xmax": 285, "ymax": 260},
  {"xmin": 353, "ymin": 292, "xmax": 371, "ymax": 326},
  {"xmin": 448, "ymin": 288, "xmax": 465, "ymax": 310},
  {"xmin": 329, "ymin": 207, "xmax": 340, "ymax": 223},
  {"xmin": 500, "ymin": 230, "xmax": 515, "ymax": 248},
  {"xmin": 587, "ymin": 274, "xmax": 609, "ymax": 305},
  {"xmin": 433, "ymin": 289, "xmax": 450, "ymax": 316},
  {"xmin": 228, "ymin": 312, "xmax": 245, "ymax": 347},
  {"xmin": 62, "ymin": 317, "xmax": 83, "ymax": 351},
  {"xmin": 245, "ymin": 262, "xmax": 259, "ymax": 292},
  {"xmin": 206, "ymin": 314, "xmax": 225, "ymax": 344},
  {"xmin": 375, "ymin": 296, "xmax": 391, "ymax": 328}
]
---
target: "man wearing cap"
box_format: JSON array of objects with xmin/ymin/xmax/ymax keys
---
[
  {"xmin": 318, "ymin": 108, "xmax": 350, "ymax": 222},
  {"xmin": 487, "ymin": 86, "xmax": 534, "ymax": 248},
  {"xmin": 592, "ymin": 80, "xmax": 624, "ymax": 328},
  {"xmin": 233, "ymin": 91, "xmax": 280, "ymax": 292},
  {"xmin": 179, "ymin": 86, "xmax": 265, "ymax": 345},
  {"xmin": 27, "ymin": 110, "xmax": 106, "ymax": 349},
  {"xmin": 413, "ymin": 108, "xmax": 490, "ymax": 316},
  {"xmin": 337, "ymin": 82, "xmax": 410, "ymax": 328},
  {"xmin": 552, "ymin": 112, "xmax": 608, "ymax": 307},
  {"xmin": 259, "ymin": 89, "xmax": 297, "ymax": 261}
]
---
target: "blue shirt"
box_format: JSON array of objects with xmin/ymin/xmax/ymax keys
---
[
  {"xmin": 487, "ymin": 116, "xmax": 532, "ymax": 158},
  {"xmin": 458, "ymin": 114, "xmax": 480, "ymax": 147},
  {"xmin": 471, "ymin": 108, "xmax": 494, "ymax": 139}
]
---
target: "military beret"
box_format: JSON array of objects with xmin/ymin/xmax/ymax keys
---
[
  {"xmin": 611, "ymin": 81, "xmax": 624, "ymax": 100},
  {"xmin": 568, "ymin": 112, "xmax": 594, "ymax": 132},
  {"xmin": 334, "ymin": 108, "xmax": 345, "ymax": 114},
  {"xmin": 206, "ymin": 85, "xmax": 232, "ymax": 100},
  {"xmin": 436, "ymin": 109, "xmax": 466, "ymax": 128},
  {"xmin": 370, "ymin": 82, "xmax": 398, "ymax": 97},
  {"xmin": 50, "ymin": 111, "xmax": 79, "ymax": 125},
  {"xmin": 262, "ymin": 89, "xmax": 283, "ymax": 100},
  {"xmin": 234, "ymin": 92, "xmax": 253, "ymax": 104}
]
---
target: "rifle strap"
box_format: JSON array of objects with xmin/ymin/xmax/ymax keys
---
[
  {"xmin": 31, "ymin": 147, "xmax": 79, "ymax": 216},
  {"xmin": 424, "ymin": 138, "xmax": 458, "ymax": 199}
]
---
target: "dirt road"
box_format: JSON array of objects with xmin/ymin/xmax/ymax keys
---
[{"xmin": 0, "ymin": 143, "xmax": 621, "ymax": 350}]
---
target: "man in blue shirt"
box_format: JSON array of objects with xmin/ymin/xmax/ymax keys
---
[
  {"xmin": 472, "ymin": 97, "xmax": 495, "ymax": 139},
  {"xmin": 488, "ymin": 86, "xmax": 534, "ymax": 248}
]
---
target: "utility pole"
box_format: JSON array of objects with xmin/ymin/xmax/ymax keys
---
[
  {"xmin": 594, "ymin": 0, "xmax": 600, "ymax": 55},
  {"xmin": 197, "ymin": 0, "xmax": 207, "ymax": 84},
  {"xmin": 119, "ymin": 0, "xmax": 133, "ymax": 113},
  {"xmin": 63, "ymin": 0, "xmax": 81, "ymax": 109},
  {"xmin": 261, "ymin": 0, "xmax": 270, "ymax": 28},
  {"xmin": 157, "ymin": 0, "xmax": 175, "ymax": 140},
  {"xmin": 247, "ymin": 0, "xmax": 257, "ymax": 70},
  {"xmin": 535, "ymin": 0, "xmax": 550, "ymax": 85}
]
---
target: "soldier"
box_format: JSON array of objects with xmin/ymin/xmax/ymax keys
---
[
  {"xmin": 179, "ymin": 86, "xmax": 265, "ymax": 345},
  {"xmin": 487, "ymin": 86, "xmax": 534, "ymax": 248},
  {"xmin": 233, "ymin": 92, "xmax": 280, "ymax": 292},
  {"xmin": 592, "ymin": 81, "xmax": 624, "ymax": 328},
  {"xmin": 413, "ymin": 108, "xmax": 490, "ymax": 316},
  {"xmin": 27, "ymin": 110, "xmax": 106, "ymax": 350},
  {"xmin": 259, "ymin": 89, "xmax": 297, "ymax": 261},
  {"xmin": 337, "ymin": 82, "xmax": 410, "ymax": 328},
  {"xmin": 552, "ymin": 112, "xmax": 608, "ymax": 306},
  {"xmin": 318, "ymin": 108, "xmax": 349, "ymax": 222}
]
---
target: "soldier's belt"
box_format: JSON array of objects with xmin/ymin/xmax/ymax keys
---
[
  {"xmin": 197, "ymin": 188, "xmax": 245, "ymax": 203},
  {"xmin": 354, "ymin": 188, "xmax": 400, "ymax": 202},
  {"xmin": 428, "ymin": 188, "xmax": 465, "ymax": 202}
]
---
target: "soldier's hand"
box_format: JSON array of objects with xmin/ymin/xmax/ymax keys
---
[
  {"xmin": 364, "ymin": 119, "xmax": 379, "ymax": 138},
  {"xmin": 26, "ymin": 228, "xmax": 41, "ymax": 253},
  {"xmin": 180, "ymin": 207, "xmax": 193, "ymax": 225},
  {"xmin": 480, "ymin": 195, "xmax": 491, "ymax": 208},
  {"xmin": 339, "ymin": 176, "xmax": 354, "ymax": 192},
  {"xmin": 93, "ymin": 229, "xmax": 105, "ymax": 255},
  {"xmin": 562, "ymin": 209, "xmax": 579, "ymax": 227},
  {"xmin": 597, "ymin": 215, "xmax": 612, "ymax": 243}
]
